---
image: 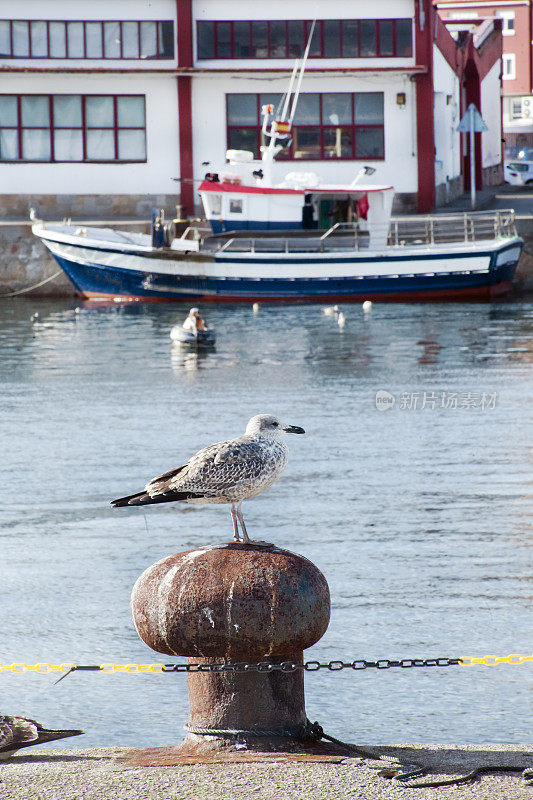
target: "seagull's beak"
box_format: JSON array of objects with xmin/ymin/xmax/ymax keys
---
[{"xmin": 283, "ymin": 425, "xmax": 305, "ymax": 434}]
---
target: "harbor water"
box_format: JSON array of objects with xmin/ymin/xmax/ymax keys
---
[{"xmin": 1, "ymin": 297, "xmax": 531, "ymax": 749}]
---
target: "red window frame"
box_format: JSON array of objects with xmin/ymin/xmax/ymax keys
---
[
  {"xmin": 226, "ymin": 93, "xmax": 385, "ymax": 161},
  {"xmin": 0, "ymin": 94, "xmax": 147, "ymax": 163},
  {"xmin": 0, "ymin": 20, "xmax": 174, "ymax": 59},
  {"xmin": 197, "ymin": 18, "xmax": 412, "ymax": 59}
]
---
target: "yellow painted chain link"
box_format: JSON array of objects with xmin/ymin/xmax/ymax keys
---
[
  {"xmin": 0, "ymin": 663, "xmax": 165, "ymax": 674},
  {"xmin": 460, "ymin": 654, "xmax": 533, "ymax": 666}
]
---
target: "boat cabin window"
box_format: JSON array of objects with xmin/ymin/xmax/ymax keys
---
[
  {"xmin": 229, "ymin": 199, "xmax": 243, "ymax": 214},
  {"xmin": 209, "ymin": 194, "xmax": 222, "ymax": 215}
]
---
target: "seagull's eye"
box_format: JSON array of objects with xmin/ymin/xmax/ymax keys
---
[{"xmin": 272, "ymin": 422, "xmax": 279, "ymax": 427}]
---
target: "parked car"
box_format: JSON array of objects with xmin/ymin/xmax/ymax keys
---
[{"xmin": 504, "ymin": 159, "xmax": 533, "ymax": 186}]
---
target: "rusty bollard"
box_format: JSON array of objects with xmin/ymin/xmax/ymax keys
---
[{"xmin": 129, "ymin": 542, "xmax": 332, "ymax": 765}]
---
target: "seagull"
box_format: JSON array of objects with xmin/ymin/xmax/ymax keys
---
[
  {"xmin": 362, "ymin": 300, "xmax": 373, "ymax": 312},
  {"xmin": 322, "ymin": 305, "xmax": 339, "ymax": 316},
  {"xmin": 111, "ymin": 414, "xmax": 305, "ymax": 544},
  {"xmin": 337, "ymin": 312, "xmax": 346, "ymax": 328},
  {"xmin": 0, "ymin": 716, "xmax": 83, "ymax": 759}
]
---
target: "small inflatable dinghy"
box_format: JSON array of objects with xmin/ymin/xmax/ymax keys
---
[{"xmin": 170, "ymin": 325, "xmax": 216, "ymax": 346}]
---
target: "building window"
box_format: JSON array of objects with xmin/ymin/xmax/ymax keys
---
[
  {"xmin": 197, "ymin": 19, "xmax": 412, "ymax": 59},
  {"xmin": 502, "ymin": 54, "xmax": 516, "ymax": 80},
  {"xmin": 0, "ymin": 20, "xmax": 174, "ymax": 59},
  {"xmin": 0, "ymin": 94, "xmax": 146, "ymax": 162},
  {"xmin": 226, "ymin": 92, "xmax": 385, "ymax": 160},
  {"xmin": 495, "ymin": 10, "xmax": 515, "ymax": 36}
]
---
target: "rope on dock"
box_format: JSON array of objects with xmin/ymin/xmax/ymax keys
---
[{"xmin": 0, "ymin": 269, "xmax": 63, "ymax": 297}]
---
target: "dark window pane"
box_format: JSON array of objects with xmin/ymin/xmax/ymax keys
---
[
  {"xmin": 322, "ymin": 93, "xmax": 352, "ymax": 124},
  {"xmin": 355, "ymin": 127, "xmax": 384, "ymax": 158},
  {"xmin": 12, "ymin": 21, "xmax": 30, "ymax": 57},
  {"xmin": 323, "ymin": 127, "xmax": 352, "ymax": 158},
  {"xmin": 288, "ymin": 20, "xmax": 304, "ymax": 57},
  {"xmin": 341, "ymin": 20, "xmax": 358, "ymax": 57},
  {"xmin": 216, "ymin": 22, "xmax": 231, "ymax": 57},
  {"xmin": 270, "ymin": 21, "xmax": 286, "ymax": 58},
  {"xmin": 123, "ymin": 21, "xmax": 139, "ymax": 58},
  {"xmin": 360, "ymin": 20, "xmax": 376, "ymax": 57},
  {"xmin": 293, "ymin": 127, "xmax": 321, "ymax": 159},
  {"xmin": 158, "ymin": 21, "xmax": 174, "ymax": 58},
  {"xmin": 378, "ymin": 20, "xmax": 393, "ymax": 56},
  {"xmin": 30, "ymin": 21, "xmax": 47, "ymax": 57},
  {"xmin": 0, "ymin": 21, "xmax": 11, "ymax": 57},
  {"xmin": 308, "ymin": 21, "xmax": 321, "ymax": 57},
  {"xmin": 234, "ymin": 21, "xmax": 250, "ymax": 57},
  {"xmin": 228, "ymin": 127, "xmax": 258, "ymax": 156},
  {"xmin": 324, "ymin": 20, "xmax": 340, "ymax": 57},
  {"xmin": 354, "ymin": 92, "xmax": 383, "ymax": 123},
  {"xmin": 86, "ymin": 22, "xmax": 103, "ymax": 58},
  {"xmin": 227, "ymin": 94, "xmax": 257, "ymax": 125},
  {"xmin": 197, "ymin": 21, "xmax": 214, "ymax": 59},
  {"xmin": 67, "ymin": 22, "xmax": 84, "ymax": 58},
  {"xmin": 293, "ymin": 93, "xmax": 319, "ymax": 124},
  {"xmin": 251, "ymin": 21, "xmax": 267, "ymax": 57},
  {"xmin": 396, "ymin": 19, "xmax": 412, "ymax": 57}
]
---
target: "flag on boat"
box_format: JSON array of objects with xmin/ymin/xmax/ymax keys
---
[
  {"xmin": 274, "ymin": 120, "xmax": 291, "ymax": 134},
  {"xmin": 357, "ymin": 193, "xmax": 369, "ymax": 220}
]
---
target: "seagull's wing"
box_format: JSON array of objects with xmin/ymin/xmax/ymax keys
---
[
  {"xmin": 153, "ymin": 438, "xmax": 269, "ymax": 496},
  {"xmin": 145, "ymin": 464, "xmax": 188, "ymax": 493},
  {"xmin": 0, "ymin": 717, "xmax": 38, "ymax": 746}
]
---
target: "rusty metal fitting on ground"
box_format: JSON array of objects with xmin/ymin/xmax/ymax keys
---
[{"xmin": 129, "ymin": 541, "xmax": 331, "ymax": 764}]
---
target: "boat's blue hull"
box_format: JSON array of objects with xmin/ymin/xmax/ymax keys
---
[{"xmin": 51, "ymin": 245, "xmax": 519, "ymax": 302}]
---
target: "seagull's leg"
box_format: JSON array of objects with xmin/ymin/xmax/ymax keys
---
[
  {"xmin": 235, "ymin": 502, "xmax": 251, "ymax": 544},
  {"xmin": 230, "ymin": 503, "xmax": 241, "ymax": 542}
]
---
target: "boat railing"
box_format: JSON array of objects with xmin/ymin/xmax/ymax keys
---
[
  {"xmin": 208, "ymin": 210, "xmax": 518, "ymax": 255},
  {"xmin": 388, "ymin": 209, "xmax": 518, "ymax": 247}
]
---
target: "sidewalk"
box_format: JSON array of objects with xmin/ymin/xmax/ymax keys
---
[{"xmin": 0, "ymin": 744, "xmax": 531, "ymax": 800}]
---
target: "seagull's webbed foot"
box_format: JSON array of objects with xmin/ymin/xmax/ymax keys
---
[{"xmin": 236, "ymin": 505, "xmax": 273, "ymax": 548}]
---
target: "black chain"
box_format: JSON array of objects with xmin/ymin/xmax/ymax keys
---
[{"xmin": 161, "ymin": 657, "xmax": 461, "ymax": 673}]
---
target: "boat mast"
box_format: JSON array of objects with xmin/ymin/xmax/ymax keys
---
[{"xmin": 260, "ymin": 20, "xmax": 316, "ymax": 185}]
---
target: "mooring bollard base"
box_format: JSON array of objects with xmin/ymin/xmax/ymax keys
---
[{"xmin": 126, "ymin": 734, "xmax": 348, "ymax": 766}]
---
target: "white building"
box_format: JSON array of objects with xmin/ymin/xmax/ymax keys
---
[{"xmin": 0, "ymin": 0, "xmax": 504, "ymax": 218}]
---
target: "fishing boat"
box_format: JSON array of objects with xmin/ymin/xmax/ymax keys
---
[{"xmin": 31, "ymin": 27, "xmax": 522, "ymax": 304}]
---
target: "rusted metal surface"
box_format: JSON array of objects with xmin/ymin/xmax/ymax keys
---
[
  {"xmin": 127, "ymin": 743, "xmax": 346, "ymax": 766},
  {"xmin": 131, "ymin": 542, "xmax": 330, "ymax": 660},
  {"xmin": 130, "ymin": 541, "xmax": 331, "ymax": 758}
]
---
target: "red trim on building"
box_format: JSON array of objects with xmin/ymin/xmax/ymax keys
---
[
  {"xmin": 414, "ymin": 0, "xmax": 436, "ymax": 212},
  {"xmin": 177, "ymin": 0, "xmax": 194, "ymax": 213}
]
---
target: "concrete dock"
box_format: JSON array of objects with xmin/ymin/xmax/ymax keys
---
[{"xmin": 1, "ymin": 744, "xmax": 531, "ymax": 800}]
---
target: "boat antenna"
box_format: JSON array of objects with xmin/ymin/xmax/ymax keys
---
[{"xmin": 288, "ymin": 19, "xmax": 316, "ymax": 127}]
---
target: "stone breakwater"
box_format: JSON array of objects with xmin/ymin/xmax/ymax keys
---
[{"xmin": 0, "ymin": 744, "xmax": 531, "ymax": 800}]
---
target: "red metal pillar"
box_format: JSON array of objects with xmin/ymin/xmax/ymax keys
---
[
  {"xmin": 177, "ymin": 0, "xmax": 194, "ymax": 214},
  {"xmin": 414, "ymin": 0, "xmax": 436, "ymax": 212}
]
